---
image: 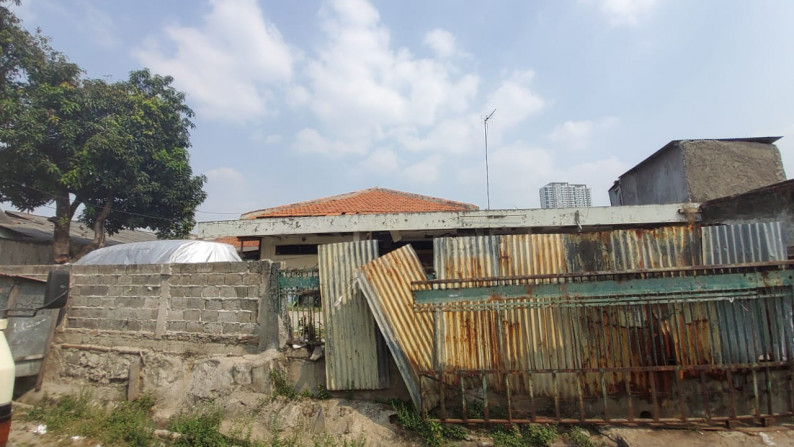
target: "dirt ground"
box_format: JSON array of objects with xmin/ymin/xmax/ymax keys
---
[{"xmin": 8, "ymin": 396, "xmax": 794, "ymax": 447}]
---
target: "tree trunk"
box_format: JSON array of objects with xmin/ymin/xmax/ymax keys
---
[
  {"xmin": 73, "ymin": 192, "xmax": 113, "ymax": 260},
  {"xmin": 50, "ymin": 193, "xmax": 72, "ymax": 264}
]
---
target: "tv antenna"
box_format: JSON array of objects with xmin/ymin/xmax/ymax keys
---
[{"xmin": 484, "ymin": 109, "xmax": 496, "ymax": 209}]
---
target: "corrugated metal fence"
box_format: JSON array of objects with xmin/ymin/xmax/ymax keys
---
[{"xmin": 354, "ymin": 222, "xmax": 793, "ymax": 425}]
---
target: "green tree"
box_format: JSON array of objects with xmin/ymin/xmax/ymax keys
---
[
  {"xmin": 0, "ymin": 5, "xmax": 206, "ymax": 262},
  {"xmin": 1, "ymin": 1, "xmax": 83, "ymax": 261},
  {"xmin": 72, "ymin": 71, "xmax": 207, "ymax": 257}
]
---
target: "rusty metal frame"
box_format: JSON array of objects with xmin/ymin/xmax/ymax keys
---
[
  {"xmin": 277, "ymin": 268, "xmax": 323, "ymax": 344},
  {"xmin": 412, "ymin": 261, "xmax": 794, "ymax": 426}
]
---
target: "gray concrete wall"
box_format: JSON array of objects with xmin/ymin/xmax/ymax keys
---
[
  {"xmin": 682, "ymin": 140, "xmax": 787, "ymax": 202},
  {"xmin": 0, "ymin": 240, "xmax": 52, "ymax": 265},
  {"xmin": 67, "ymin": 261, "xmax": 278, "ymax": 348},
  {"xmin": 611, "ymin": 143, "xmax": 689, "ymax": 205},
  {"xmin": 0, "ymin": 264, "xmax": 67, "ymax": 281}
]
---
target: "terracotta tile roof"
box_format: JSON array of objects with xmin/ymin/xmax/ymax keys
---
[
  {"xmin": 241, "ymin": 187, "xmax": 478, "ymax": 219},
  {"xmin": 214, "ymin": 236, "xmax": 260, "ymax": 250}
]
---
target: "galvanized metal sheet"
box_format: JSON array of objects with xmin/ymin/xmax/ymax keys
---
[
  {"xmin": 702, "ymin": 222, "xmax": 786, "ymax": 265},
  {"xmin": 610, "ymin": 226, "xmax": 701, "ymax": 270},
  {"xmin": 318, "ymin": 241, "xmax": 387, "ymax": 390},
  {"xmin": 356, "ymin": 245, "xmax": 433, "ymax": 408},
  {"xmin": 702, "ymin": 222, "xmax": 789, "ymax": 364}
]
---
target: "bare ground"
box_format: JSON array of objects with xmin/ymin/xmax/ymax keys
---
[{"xmin": 9, "ymin": 394, "xmax": 794, "ymax": 447}]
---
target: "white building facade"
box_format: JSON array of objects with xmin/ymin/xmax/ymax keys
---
[{"xmin": 539, "ymin": 182, "xmax": 592, "ymax": 208}]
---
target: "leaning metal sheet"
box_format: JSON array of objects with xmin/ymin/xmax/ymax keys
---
[
  {"xmin": 356, "ymin": 245, "xmax": 433, "ymax": 408},
  {"xmin": 319, "ymin": 241, "xmax": 388, "ymax": 390}
]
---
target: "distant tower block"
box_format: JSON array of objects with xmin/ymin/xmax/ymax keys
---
[{"xmin": 539, "ymin": 182, "xmax": 592, "ymax": 209}]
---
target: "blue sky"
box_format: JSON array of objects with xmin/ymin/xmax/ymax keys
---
[{"xmin": 9, "ymin": 0, "xmax": 794, "ymax": 220}]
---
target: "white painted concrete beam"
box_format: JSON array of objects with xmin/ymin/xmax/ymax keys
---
[{"xmin": 197, "ymin": 204, "xmax": 699, "ymax": 239}]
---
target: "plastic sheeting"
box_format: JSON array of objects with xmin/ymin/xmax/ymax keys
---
[{"xmin": 75, "ymin": 240, "xmax": 242, "ymax": 265}]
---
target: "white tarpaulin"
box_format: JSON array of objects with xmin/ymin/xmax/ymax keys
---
[{"xmin": 75, "ymin": 240, "xmax": 242, "ymax": 265}]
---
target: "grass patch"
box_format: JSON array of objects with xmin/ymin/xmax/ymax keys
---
[
  {"xmin": 391, "ymin": 400, "xmax": 467, "ymax": 447},
  {"xmin": 168, "ymin": 406, "xmax": 232, "ymax": 446},
  {"xmin": 562, "ymin": 426, "xmax": 598, "ymax": 447},
  {"xmin": 24, "ymin": 391, "xmax": 156, "ymax": 447},
  {"xmin": 490, "ymin": 423, "xmax": 558, "ymax": 447}
]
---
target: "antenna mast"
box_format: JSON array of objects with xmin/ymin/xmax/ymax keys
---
[{"xmin": 484, "ymin": 109, "xmax": 496, "ymax": 210}]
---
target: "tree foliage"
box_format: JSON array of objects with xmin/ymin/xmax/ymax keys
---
[{"xmin": 0, "ymin": 4, "xmax": 206, "ymax": 261}]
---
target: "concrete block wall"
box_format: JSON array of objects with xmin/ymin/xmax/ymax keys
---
[{"xmin": 68, "ymin": 261, "xmax": 276, "ymax": 343}]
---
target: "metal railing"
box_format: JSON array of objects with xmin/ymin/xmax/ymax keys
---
[
  {"xmin": 413, "ymin": 262, "xmax": 794, "ymax": 426},
  {"xmin": 277, "ymin": 269, "xmax": 323, "ymax": 344}
]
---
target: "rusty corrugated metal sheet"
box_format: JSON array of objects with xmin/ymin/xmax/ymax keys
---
[
  {"xmin": 434, "ymin": 236, "xmax": 500, "ymax": 283},
  {"xmin": 430, "ymin": 227, "xmax": 708, "ymax": 401},
  {"xmin": 319, "ymin": 241, "xmax": 388, "ymax": 390},
  {"xmin": 607, "ymin": 227, "xmax": 710, "ymax": 378},
  {"xmin": 433, "ymin": 236, "xmax": 501, "ymax": 389},
  {"xmin": 497, "ymin": 234, "xmax": 572, "ymax": 396},
  {"xmin": 356, "ymin": 245, "xmax": 433, "ymax": 407},
  {"xmin": 564, "ymin": 226, "xmax": 701, "ymax": 272},
  {"xmin": 702, "ymin": 222, "xmax": 789, "ymax": 364},
  {"xmin": 433, "ymin": 235, "xmax": 573, "ymax": 395}
]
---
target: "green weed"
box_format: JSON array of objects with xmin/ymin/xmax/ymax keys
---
[
  {"xmin": 490, "ymin": 423, "xmax": 558, "ymax": 447},
  {"xmin": 521, "ymin": 424, "xmax": 558, "ymax": 446},
  {"xmin": 24, "ymin": 391, "xmax": 156, "ymax": 447},
  {"xmin": 270, "ymin": 370, "xmax": 298, "ymax": 399},
  {"xmin": 391, "ymin": 400, "xmax": 467, "ymax": 447},
  {"xmin": 563, "ymin": 426, "xmax": 596, "ymax": 447},
  {"xmin": 315, "ymin": 384, "xmax": 331, "ymax": 400}
]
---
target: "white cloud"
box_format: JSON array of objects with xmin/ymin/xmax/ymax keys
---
[
  {"xmin": 484, "ymin": 70, "xmax": 546, "ymax": 132},
  {"xmin": 589, "ymin": 0, "xmax": 661, "ymax": 27},
  {"xmin": 292, "ymin": 128, "xmax": 367, "ymax": 155},
  {"xmin": 548, "ymin": 116, "xmax": 619, "ymax": 151},
  {"xmin": 404, "ymin": 155, "xmax": 443, "ymax": 184},
  {"xmin": 12, "ymin": 0, "xmax": 119, "ymax": 48},
  {"xmin": 205, "ymin": 166, "xmax": 245, "ymax": 184},
  {"xmin": 360, "ymin": 148, "xmax": 399, "ymax": 172},
  {"xmin": 265, "ymin": 134, "xmax": 283, "ymax": 145},
  {"xmin": 133, "ymin": 0, "xmax": 295, "ymax": 122},
  {"xmin": 79, "ymin": 0, "xmax": 119, "ymax": 48},
  {"xmin": 394, "ymin": 115, "xmax": 481, "ymax": 154},
  {"xmin": 201, "ymin": 167, "xmax": 259, "ymax": 217},
  {"xmin": 301, "ymin": 0, "xmax": 480, "ymax": 154},
  {"xmin": 424, "ymin": 29, "xmax": 468, "ymax": 59}
]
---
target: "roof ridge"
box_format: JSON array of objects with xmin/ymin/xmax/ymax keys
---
[{"xmin": 241, "ymin": 187, "xmax": 477, "ymax": 219}]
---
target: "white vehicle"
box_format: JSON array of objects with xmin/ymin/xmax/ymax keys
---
[{"xmin": 0, "ymin": 270, "xmax": 69, "ymax": 445}]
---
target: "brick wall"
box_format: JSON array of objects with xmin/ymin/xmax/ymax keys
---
[{"xmin": 68, "ymin": 261, "xmax": 276, "ymax": 344}]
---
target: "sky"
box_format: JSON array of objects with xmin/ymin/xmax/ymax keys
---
[{"xmin": 8, "ymin": 0, "xmax": 794, "ymax": 221}]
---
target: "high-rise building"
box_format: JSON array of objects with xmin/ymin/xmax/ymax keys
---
[{"xmin": 539, "ymin": 182, "xmax": 592, "ymax": 209}]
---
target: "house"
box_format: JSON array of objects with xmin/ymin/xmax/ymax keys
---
[
  {"xmin": 199, "ymin": 187, "xmax": 692, "ymax": 270},
  {"xmin": 0, "ymin": 206, "xmax": 156, "ymax": 264},
  {"xmin": 608, "ymin": 137, "xmax": 786, "ymax": 206},
  {"xmin": 214, "ymin": 187, "xmax": 478, "ymax": 269}
]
